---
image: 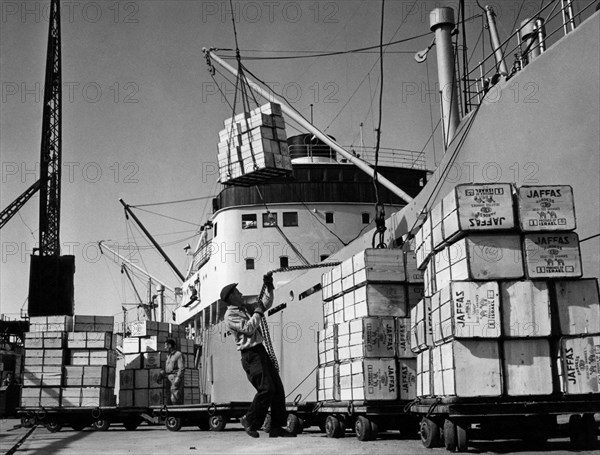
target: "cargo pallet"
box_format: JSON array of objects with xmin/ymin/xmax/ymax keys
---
[
  {"xmin": 410, "ymin": 395, "xmax": 600, "ymax": 452},
  {"xmin": 17, "ymin": 406, "xmax": 154, "ymax": 432},
  {"xmin": 315, "ymin": 400, "xmax": 420, "ymax": 441},
  {"xmin": 151, "ymin": 402, "xmax": 251, "ymax": 432}
]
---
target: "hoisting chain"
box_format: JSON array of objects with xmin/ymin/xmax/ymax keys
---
[
  {"xmin": 255, "ymin": 262, "xmax": 341, "ymax": 372},
  {"xmin": 372, "ymin": 203, "xmax": 387, "ymax": 249}
]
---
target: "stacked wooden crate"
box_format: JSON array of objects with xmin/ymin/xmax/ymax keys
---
[
  {"xmin": 217, "ymin": 102, "xmax": 292, "ymax": 185},
  {"xmin": 318, "ymin": 248, "xmax": 421, "ymax": 402},
  {"xmin": 118, "ymin": 320, "xmax": 199, "ymax": 406},
  {"xmin": 412, "ymin": 183, "xmax": 599, "ymax": 399},
  {"xmin": 21, "ymin": 315, "xmax": 117, "ymax": 407}
]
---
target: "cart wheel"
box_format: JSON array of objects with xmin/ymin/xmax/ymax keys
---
[
  {"xmin": 455, "ymin": 422, "xmax": 468, "ymax": 453},
  {"xmin": 325, "ymin": 415, "xmax": 344, "ymax": 439},
  {"xmin": 287, "ymin": 414, "xmax": 302, "ymax": 435},
  {"xmin": 443, "ymin": 419, "xmax": 457, "ymax": 451},
  {"xmin": 370, "ymin": 419, "xmax": 379, "ymax": 439},
  {"xmin": 209, "ymin": 414, "xmax": 226, "ymax": 432},
  {"xmin": 355, "ymin": 416, "xmax": 372, "ymax": 441},
  {"xmin": 123, "ymin": 418, "xmax": 141, "ymax": 431},
  {"xmin": 71, "ymin": 422, "xmax": 86, "ymax": 431},
  {"xmin": 92, "ymin": 419, "xmax": 110, "ymax": 431},
  {"xmin": 45, "ymin": 419, "xmax": 63, "ymax": 433},
  {"xmin": 165, "ymin": 416, "xmax": 182, "ymax": 432},
  {"xmin": 197, "ymin": 416, "xmax": 210, "ymax": 431},
  {"xmin": 582, "ymin": 413, "xmax": 598, "ymax": 449},
  {"xmin": 420, "ymin": 417, "xmax": 441, "ymax": 448},
  {"xmin": 21, "ymin": 415, "xmax": 36, "ymax": 428},
  {"xmin": 569, "ymin": 414, "xmax": 585, "ymax": 449}
]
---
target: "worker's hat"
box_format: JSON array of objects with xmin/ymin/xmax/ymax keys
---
[{"xmin": 220, "ymin": 283, "xmax": 238, "ymax": 302}]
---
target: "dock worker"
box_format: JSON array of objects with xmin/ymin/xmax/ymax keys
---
[
  {"xmin": 222, "ymin": 274, "xmax": 296, "ymax": 438},
  {"xmin": 162, "ymin": 338, "xmax": 185, "ymax": 405}
]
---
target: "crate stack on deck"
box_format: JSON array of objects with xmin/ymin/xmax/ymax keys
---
[
  {"xmin": 217, "ymin": 102, "xmax": 292, "ymax": 186},
  {"xmin": 317, "ymin": 248, "xmax": 424, "ymax": 403},
  {"xmin": 118, "ymin": 320, "xmax": 199, "ymax": 407},
  {"xmin": 22, "ymin": 315, "xmax": 117, "ymax": 407},
  {"xmin": 411, "ymin": 183, "xmax": 600, "ymax": 400}
]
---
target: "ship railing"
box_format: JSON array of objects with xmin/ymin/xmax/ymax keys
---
[
  {"xmin": 463, "ymin": 0, "xmax": 598, "ymax": 113},
  {"xmin": 288, "ymin": 144, "xmax": 427, "ymax": 170}
]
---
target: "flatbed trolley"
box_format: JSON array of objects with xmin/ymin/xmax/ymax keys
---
[
  {"xmin": 284, "ymin": 401, "xmax": 319, "ymax": 434},
  {"xmin": 410, "ymin": 395, "xmax": 600, "ymax": 452},
  {"xmin": 151, "ymin": 402, "xmax": 251, "ymax": 432},
  {"xmin": 315, "ymin": 400, "xmax": 420, "ymax": 441},
  {"xmin": 17, "ymin": 406, "xmax": 154, "ymax": 432}
]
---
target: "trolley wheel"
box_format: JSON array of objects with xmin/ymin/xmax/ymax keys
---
[
  {"xmin": 165, "ymin": 416, "xmax": 182, "ymax": 432},
  {"xmin": 582, "ymin": 413, "xmax": 598, "ymax": 449},
  {"xmin": 325, "ymin": 415, "xmax": 344, "ymax": 439},
  {"xmin": 197, "ymin": 416, "xmax": 210, "ymax": 431},
  {"xmin": 71, "ymin": 422, "xmax": 86, "ymax": 431},
  {"xmin": 287, "ymin": 414, "xmax": 302, "ymax": 435},
  {"xmin": 123, "ymin": 418, "xmax": 141, "ymax": 431},
  {"xmin": 370, "ymin": 419, "xmax": 379, "ymax": 439},
  {"xmin": 21, "ymin": 415, "xmax": 36, "ymax": 428},
  {"xmin": 92, "ymin": 419, "xmax": 110, "ymax": 431},
  {"xmin": 420, "ymin": 417, "xmax": 442, "ymax": 448},
  {"xmin": 355, "ymin": 416, "xmax": 372, "ymax": 442},
  {"xmin": 443, "ymin": 419, "xmax": 457, "ymax": 451},
  {"xmin": 455, "ymin": 422, "xmax": 468, "ymax": 453},
  {"xmin": 45, "ymin": 419, "xmax": 63, "ymax": 433},
  {"xmin": 209, "ymin": 414, "xmax": 226, "ymax": 432}
]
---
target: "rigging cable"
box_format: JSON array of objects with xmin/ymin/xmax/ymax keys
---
[{"xmin": 372, "ymin": 0, "xmax": 386, "ymax": 249}]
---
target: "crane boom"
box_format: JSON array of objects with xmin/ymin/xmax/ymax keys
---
[{"xmin": 0, "ymin": 180, "xmax": 41, "ymax": 230}]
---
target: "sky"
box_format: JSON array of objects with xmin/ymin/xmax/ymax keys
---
[{"xmin": 0, "ymin": 0, "xmax": 557, "ymax": 321}]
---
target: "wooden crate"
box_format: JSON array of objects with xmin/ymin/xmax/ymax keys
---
[
  {"xmin": 24, "ymin": 348, "xmax": 65, "ymax": 366},
  {"xmin": 317, "ymin": 364, "xmax": 339, "ymax": 401},
  {"xmin": 123, "ymin": 337, "xmax": 141, "ymax": 354},
  {"xmin": 70, "ymin": 349, "xmax": 117, "ymax": 367},
  {"xmin": 554, "ymin": 279, "xmax": 600, "ymax": 335},
  {"xmin": 318, "ymin": 325, "xmax": 336, "ymax": 365},
  {"xmin": 415, "ymin": 217, "xmax": 433, "ymax": 270},
  {"xmin": 396, "ymin": 317, "xmax": 415, "ymax": 358},
  {"xmin": 332, "ymin": 296, "xmax": 344, "ymax": 324},
  {"xmin": 344, "ymin": 284, "xmax": 408, "ymax": 319},
  {"xmin": 149, "ymin": 368, "xmax": 163, "ymax": 388},
  {"xmin": 523, "ymin": 233, "xmax": 582, "ymax": 278},
  {"xmin": 559, "ymin": 335, "xmax": 600, "ymax": 394},
  {"xmin": 501, "ymin": 281, "xmax": 552, "ymax": 337},
  {"xmin": 24, "ymin": 332, "xmax": 66, "ymax": 349},
  {"xmin": 20, "ymin": 387, "xmax": 61, "ymax": 407},
  {"xmin": 337, "ymin": 317, "xmax": 396, "ymax": 361},
  {"xmin": 416, "ymin": 349, "xmax": 432, "ymax": 397},
  {"xmin": 28, "ymin": 316, "xmax": 73, "ymax": 332},
  {"xmin": 22, "ymin": 369, "xmax": 63, "ymax": 387},
  {"xmin": 134, "ymin": 369, "xmax": 149, "ymax": 389},
  {"xmin": 351, "ymin": 249, "xmax": 406, "ymax": 286},
  {"xmin": 134, "ymin": 389, "xmax": 149, "ymax": 406},
  {"xmin": 72, "ymin": 315, "xmax": 114, "ymax": 333},
  {"xmin": 143, "ymin": 352, "xmax": 164, "ymax": 369},
  {"xmin": 124, "ymin": 353, "xmax": 142, "ymax": 369},
  {"xmin": 441, "ymin": 183, "xmax": 515, "ymax": 241},
  {"xmin": 398, "ymin": 359, "xmax": 417, "ymax": 400},
  {"xmin": 431, "ymin": 281, "xmax": 500, "ymax": 345},
  {"xmin": 517, "ymin": 185, "xmax": 576, "ymax": 231},
  {"xmin": 67, "ymin": 332, "xmax": 112, "ymax": 349},
  {"xmin": 118, "ymin": 389, "xmax": 134, "ymax": 407},
  {"xmin": 410, "ymin": 298, "xmax": 432, "ymax": 353},
  {"xmin": 424, "ymin": 259, "xmax": 435, "ymax": 297},
  {"xmin": 128, "ymin": 320, "xmax": 170, "ymax": 337},
  {"xmin": 503, "ymin": 339, "xmax": 553, "ymax": 396},
  {"xmin": 448, "ymin": 234, "xmax": 524, "ymax": 281},
  {"xmin": 149, "ymin": 389, "xmax": 165, "ymax": 406},
  {"xmin": 405, "ymin": 252, "xmax": 424, "ymax": 283},
  {"xmin": 62, "ymin": 387, "xmax": 114, "ymax": 407},
  {"xmin": 120, "ymin": 370, "xmax": 134, "ymax": 389},
  {"xmin": 407, "ymin": 284, "xmax": 425, "ymax": 309},
  {"xmin": 64, "ymin": 366, "xmax": 115, "ymax": 388},
  {"xmin": 431, "ymin": 340, "xmax": 502, "ymax": 397},
  {"xmin": 339, "ymin": 358, "xmax": 398, "ymax": 401}
]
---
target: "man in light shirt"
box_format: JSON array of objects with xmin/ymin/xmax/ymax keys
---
[
  {"xmin": 163, "ymin": 338, "xmax": 185, "ymax": 405},
  {"xmin": 223, "ymin": 274, "xmax": 295, "ymax": 438}
]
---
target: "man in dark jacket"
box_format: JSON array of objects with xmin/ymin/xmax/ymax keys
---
[
  {"xmin": 163, "ymin": 338, "xmax": 185, "ymax": 405},
  {"xmin": 222, "ymin": 274, "xmax": 295, "ymax": 438}
]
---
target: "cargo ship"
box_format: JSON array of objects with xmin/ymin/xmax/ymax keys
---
[{"xmin": 172, "ymin": 1, "xmax": 600, "ymax": 412}]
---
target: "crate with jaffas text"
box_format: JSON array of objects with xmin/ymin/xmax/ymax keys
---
[
  {"xmin": 398, "ymin": 358, "xmax": 417, "ymax": 400},
  {"xmin": 554, "ymin": 279, "xmax": 600, "ymax": 335},
  {"xmin": 336, "ymin": 317, "xmax": 396, "ymax": 361},
  {"xmin": 523, "ymin": 232, "xmax": 582, "ymax": 279},
  {"xmin": 559, "ymin": 335, "xmax": 600, "ymax": 394},
  {"xmin": 396, "ymin": 317, "xmax": 415, "ymax": 358},
  {"xmin": 517, "ymin": 185, "xmax": 576, "ymax": 232}
]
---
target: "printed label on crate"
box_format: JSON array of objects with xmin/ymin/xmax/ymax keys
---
[
  {"xmin": 518, "ymin": 185, "xmax": 576, "ymax": 231},
  {"xmin": 523, "ymin": 233, "xmax": 582, "ymax": 278},
  {"xmin": 366, "ymin": 360, "xmax": 397, "ymax": 398},
  {"xmin": 561, "ymin": 336, "xmax": 600, "ymax": 394}
]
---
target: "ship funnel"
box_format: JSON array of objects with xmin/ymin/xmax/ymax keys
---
[{"xmin": 429, "ymin": 7, "xmax": 460, "ymax": 148}]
